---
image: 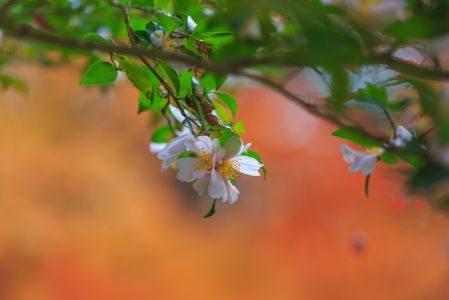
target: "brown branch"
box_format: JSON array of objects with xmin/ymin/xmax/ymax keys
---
[
  {"xmin": 106, "ymin": 0, "xmax": 180, "ymax": 20},
  {"xmin": 0, "ymin": 0, "xmax": 20, "ymax": 17}
]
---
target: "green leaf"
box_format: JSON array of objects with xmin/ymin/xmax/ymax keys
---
[
  {"xmin": 151, "ymin": 125, "xmax": 172, "ymax": 143},
  {"xmin": 199, "ymin": 72, "xmax": 216, "ymax": 92},
  {"xmin": 159, "ymin": 61, "xmax": 180, "ymax": 93},
  {"xmin": 379, "ymin": 152, "xmax": 397, "ymax": 165},
  {"xmin": 215, "ymin": 73, "xmax": 228, "ymax": 90},
  {"xmin": 203, "ymin": 199, "xmax": 217, "ymax": 218},
  {"xmin": 80, "ymin": 61, "xmax": 117, "ymax": 85},
  {"xmin": 178, "ymin": 70, "xmax": 193, "ymax": 98},
  {"xmin": 117, "ymin": 56, "xmax": 153, "ymax": 94},
  {"xmin": 218, "ymin": 126, "xmax": 239, "ymax": 147},
  {"xmin": 155, "ymin": 13, "xmax": 180, "ymax": 34},
  {"xmin": 233, "ymin": 120, "xmax": 246, "ymax": 134},
  {"xmin": 138, "ymin": 93, "xmax": 151, "ymax": 114},
  {"xmin": 365, "ymin": 174, "xmax": 371, "ymax": 198},
  {"xmin": 331, "ymin": 127, "xmax": 380, "ymax": 147},
  {"xmin": 82, "ymin": 33, "xmax": 108, "ymax": 44},
  {"xmin": 0, "ymin": 74, "xmax": 27, "ymax": 93},
  {"xmin": 213, "ymin": 91, "xmax": 238, "ymax": 116},
  {"xmin": 213, "ymin": 101, "xmax": 232, "ymax": 123},
  {"xmin": 356, "ymin": 83, "xmax": 388, "ymax": 108}
]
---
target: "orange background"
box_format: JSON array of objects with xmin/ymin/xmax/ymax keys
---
[{"xmin": 0, "ymin": 64, "xmax": 449, "ymax": 299}]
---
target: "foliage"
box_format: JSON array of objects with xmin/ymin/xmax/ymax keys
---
[{"xmin": 2, "ymin": 0, "xmax": 449, "ymax": 213}]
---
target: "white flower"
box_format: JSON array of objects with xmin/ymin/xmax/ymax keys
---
[
  {"xmin": 150, "ymin": 105, "xmax": 194, "ymax": 169},
  {"xmin": 390, "ymin": 125, "xmax": 413, "ymax": 148},
  {"xmin": 176, "ymin": 136, "xmax": 263, "ymax": 203},
  {"xmin": 186, "ymin": 16, "xmax": 197, "ymax": 34},
  {"xmin": 150, "ymin": 29, "xmax": 164, "ymax": 46},
  {"xmin": 340, "ymin": 144, "xmax": 384, "ymax": 175}
]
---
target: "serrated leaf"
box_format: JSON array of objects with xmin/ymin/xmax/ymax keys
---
[
  {"xmin": 80, "ymin": 61, "xmax": 117, "ymax": 85},
  {"xmin": 213, "ymin": 91, "xmax": 238, "ymax": 116}
]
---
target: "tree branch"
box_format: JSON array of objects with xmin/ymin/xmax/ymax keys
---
[{"xmin": 0, "ymin": 0, "xmax": 20, "ymax": 17}]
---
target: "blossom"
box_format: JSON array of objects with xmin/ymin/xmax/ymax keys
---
[
  {"xmin": 340, "ymin": 144, "xmax": 384, "ymax": 175},
  {"xmin": 150, "ymin": 105, "xmax": 194, "ymax": 169},
  {"xmin": 176, "ymin": 136, "xmax": 263, "ymax": 203},
  {"xmin": 390, "ymin": 125, "xmax": 413, "ymax": 148}
]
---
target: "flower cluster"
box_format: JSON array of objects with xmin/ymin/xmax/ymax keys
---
[
  {"xmin": 150, "ymin": 104, "xmax": 263, "ymax": 206},
  {"xmin": 340, "ymin": 125, "xmax": 413, "ymax": 176},
  {"xmin": 152, "ymin": 132, "xmax": 262, "ymax": 204}
]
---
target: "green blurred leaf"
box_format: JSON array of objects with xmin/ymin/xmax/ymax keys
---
[
  {"xmin": 380, "ymin": 152, "xmax": 398, "ymax": 165},
  {"xmin": 0, "ymin": 74, "xmax": 27, "ymax": 93},
  {"xmin": 80, "ymin": 61, "xmax": 117, "ymax": 85},
  {"xmin": 356, "ymin": 83, "xmax": 388, "ymax": 108},
  {"xmin": 213, "ymin": 100, "xmax": 231, "ymax": 123},
  {"xmin": 117, "ymin": 56, "xmax": 153, "ymax": 94},
  {"xmin": 331, "ymin": 127, "xmax": 380, "ymax": 147},
  {"xmin": 159, "ymin": 61, "xmax": 180, "ymax": 94},
  {"xmin": 151, "ymin": 124, "xmax": 172, "ymax": 143},
  {"xmin": 213, "ymin": 91, "xmax": 238, "ymax": 116}
]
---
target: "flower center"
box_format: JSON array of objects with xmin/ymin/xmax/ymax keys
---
[
  {"xmin": 196, "ymin": 151, "xmax": 213, "ymax": 171},
  {"xmin": 366, "ymin": 147, "xmax": 383, "ymax": 156},
  {"xmin": 195, "ymin": 151, "xmax": 240, "ymax": 180},
  {"xmin": 218, "ymin": 160, "xmax": 240, "ymax": 180}
]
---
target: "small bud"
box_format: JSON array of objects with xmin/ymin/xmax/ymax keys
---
[
  {"xmin": 195, "ymin": 41, "xmax": 213, "ymax": 55},
  {"xmin": 202, "ymin": 101, "xmax": 214, "ymax": 114},
  {"xmin": 193, "ymin": 68, "xmax": 204, "ymax": 79},
  {"xmin": 205, "ymin": 114, "xmax": 220, "ymax": 126}
]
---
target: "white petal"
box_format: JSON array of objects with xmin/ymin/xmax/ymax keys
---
[
  {"xmin": 395, "ymin": 125, "xmax": 413, "ymax": 142},
  {"xmin": 237, "ymin": 143, "xmax": 252, "ymax": 155},
  {"xmin": 149, "ymin": 142, "xmax": 166, "ymax": 154},
  {"xmin": 185, "ymin": 136, "xmax": 214, "ymax": 154},
  {"xmin": 225, "ymin": 181, "xmax": 239, "ymax": 204},
  {"xmin": 349, "ymin": 155, "xmax": 377, "ymax": 175},
  {"xmin": 169, "ymin": 105, "xmax": 186, "ymax": 123},
  {"xmin": 232, "ymin": 156, "xmax": 262, "ymax": 176},
  {"xmin": 176, "ymin": 158, "xmax": 199, "ymax": 182},
  {"xmin": 340, "ymin": 144, "xmax": 365, "ymax": 163},
  {"xmin": 157, "ymin": 134, "xmax": 189, "ymax": 160},
  {"xmin": 193, "ymin": 175, "xmax": 209, "ymax": 197},
  {"xmin": 208, "ymin": 176, "xmax": 226, "ymax": 199}
]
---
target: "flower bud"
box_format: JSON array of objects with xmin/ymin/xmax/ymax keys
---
[{"xmin": 205, "ymin": 114, "xmax": 220, "ymax": 126}]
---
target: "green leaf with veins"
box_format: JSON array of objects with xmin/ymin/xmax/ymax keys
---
[{"xmin": 80, "ymin": 61, "xmax": 117, "ymax": 85}]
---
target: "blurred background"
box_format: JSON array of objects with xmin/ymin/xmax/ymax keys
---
[{"xmin": 1, "ymin": 63, "xmax": 449, "ymax": 300}]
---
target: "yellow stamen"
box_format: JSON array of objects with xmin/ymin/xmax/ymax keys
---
[
  {"xmin": 218, "ymin": 160, "xmax": 240, "ymax": 180},
  {"xmin": 195, "ymin": 151, "xmax": 240, "ymax": 180},
  {"xmin": 196, "ymin": 151, "xmax": 213, "ymax": 171},
  {"xmin": 366, "ymin": 147, "xmax": 383, "ymax": 156}
]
